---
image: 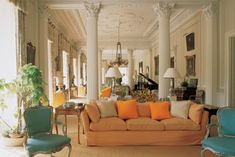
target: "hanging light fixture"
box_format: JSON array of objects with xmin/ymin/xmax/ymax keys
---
[{"xmin": 110, "ymin": 21, "xmax": 128, "ymax": 67}]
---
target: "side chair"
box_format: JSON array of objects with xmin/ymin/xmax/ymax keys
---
[
  {"xmin": 23, "ymin": 105, "xmax": 72, "ymax": 157},
  {"xmin": 201, "ymin": 107, "xmax": 235, "ymax": 157}
]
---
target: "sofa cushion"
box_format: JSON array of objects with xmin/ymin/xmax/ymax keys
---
[
  {"xmin": 100, "ymin": 87, "xmax": 112, "ymax": 97},
  {"xmin": 126, "ymin": 117, "xmax": 164, "ymax": 131},
  {"xmin": 161, "ymin": 118, "xmax": 201, "ymax": 131},
  {"xmin": 116, "ymin": 99, "xmax": 139, "ymax": 119},
  {"xmin": 90, "ymin": 117, "xmax": 127, "ymax": 131},
  {"xmin": 85, "ymin": 101, "xmax": 100, "ymax": 123},
  {"xmin": 189, "ymin": 103, "xmax": 204, "ymax": 124},
  {"xmin": 171, "ymin": 101, "xmax": 191, "ymax": 119},
  {"xmin": 137, "ymin": 102, "xmax": 151, "ymax": 117},
  {"xmin": 149, "ymin": 102, "xmax": 171, "ymax": 120},
  {"xmin": 96, "ymin": 100, "xmax": 117, "ymax": 118}
]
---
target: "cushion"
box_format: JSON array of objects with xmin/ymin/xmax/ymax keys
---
[
  {"xmin": 171, "ymin": 101, "xmax": 191, "ymax": 119},
  {"xmin": 85, "ymin": 102, "xmax": 100, "ymax": 123},
  {"xmin": 100, "ymin": 87, "xmax": 112, "ymax": 97},
  {"xmin": 189, "ymin": 103, "xmax": 204, "ymax": 124},
  {"xmin": 90, "ymin": 117, "xmax": 127, "ymax": 131},
  {"xmin": 137, "ymin": 102, "xmax": 151, "ymax": 117},
  {"xmin": 96, "ymin": 100, "xmax": 117, "ymax": 118},
  {"xmin": 116, "ymin": 99, "xmax": 139, "ymax": 119},
  {"xmin": 202, "ymin": 137, "xmax": 235, "ymax": 155},
  {"xmin": 126, "ymin": 117, "xmax": 164, "ymax": 131},
  {"xmin": 161, "ymin": 118, "xmax": 201, "ymax": 131},
  {"xmin": 149, "ymin": 102, "xmax": 171, "ymax": 120},
  {"xmin": 27, "ymin": 134, "xmax": 71, "ymax": 155}
]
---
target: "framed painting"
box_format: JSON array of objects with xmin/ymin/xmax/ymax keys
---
[
  {"xmin": 186, "ymin": 55, "xmax": 196, "ymax": 76},
  {"xmin": 186, "ymin": 32, "xmax": 195, "ymax": 51},
  {"xmin": 26, "ymin": 42, "xmax": 36, "ymax": 65}
]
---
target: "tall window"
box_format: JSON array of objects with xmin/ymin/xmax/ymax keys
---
[
  {"xmin": 73, "ymin": 58, "xmax": 78, "ymax": 86},
  {"xmin": 62, "ymin": 51, "xmax": 69, "ymax": 89},
  {"xmin": 119, "ymin": 67, "xmax": 128, "ymax": 85}
]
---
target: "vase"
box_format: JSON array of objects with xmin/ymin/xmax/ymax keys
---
[{"xmin": 0, "ymin": 136, "xmax": 25, "ymax": 147}]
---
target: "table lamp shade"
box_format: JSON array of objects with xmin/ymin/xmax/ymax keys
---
[
  {"xmin": 163, "ymin": 68, "xmax": 181, "ymax": 78},
  {"xmin": 105, "ymin": 66, "xmax": 122, "ymax": 78},
  {"xmin": 53, "ymin": 92, "xmax": 66, "ymax": 108}
]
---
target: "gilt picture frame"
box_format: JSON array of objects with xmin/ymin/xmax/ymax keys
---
[{"xmin": 186, "ymin": 55, "xmax": 196, "ymax": 76}]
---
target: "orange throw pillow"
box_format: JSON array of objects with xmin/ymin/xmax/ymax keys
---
[
  {"xmin": 100, "ymin": 87, "xmax": 112, "ymax": 97},
  {"xmin": 116, "ymin": 99, "xmax": 139, "ymax": 119},
  {"xmin": 189, "ymin": 103, "xmax": 204, "ymax": 124},
  {"xmin": 149, "ymin": 101, "xmax": 171, "ymax": 120}
]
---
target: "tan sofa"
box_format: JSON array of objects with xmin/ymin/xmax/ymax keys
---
[{"xmin": 79, "ymin": 101, "xmax": 209, "ymax": 146}]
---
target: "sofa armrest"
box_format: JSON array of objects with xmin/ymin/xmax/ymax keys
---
[
  {"xmin": 80, "ymin": 110, "xmax": 90, "ymax": 132},
  {"xmin": 200, "ymin": 111, "xmax": 209, "ymax": 133}
]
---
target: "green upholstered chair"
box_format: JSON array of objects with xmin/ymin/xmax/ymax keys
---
[
  {"xmin": 23, "ymin": 106, "xmax": 71, "ymax": 157},
  {"xmin": 201, "ymin": 107, "xmax": 235, "ymax": 157}
]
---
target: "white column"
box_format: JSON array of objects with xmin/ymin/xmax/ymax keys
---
[
  {"xmin": 127, "ymin": 49, "xmax": 134, "ymax": 89},
  {"xmin": 203, "ymin": 1, "xmax": 218, "ymax": 104},
  {"xmin": 84, "ymin": 2, "xmax": 100, "ymax": 100},
  {"xmin": 154, "ymin": 2, "xmax": 174, "ymax": 99},
  {"xmin": 98, "ymin": 49, "xmax": 103, "ymax": 92},
  {"xmin": 38, "ymin": 5, "xmax": 49, "ymax": 98}
]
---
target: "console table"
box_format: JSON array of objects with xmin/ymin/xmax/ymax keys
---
[
  {"xmin": 203, "ymin": 104, "xmax": 219, "ymax": 122},
  {"xmin": 54, "ymin": 104, "xmax": 84, "ymax": 143}
]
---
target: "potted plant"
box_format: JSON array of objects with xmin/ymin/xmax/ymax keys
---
[{"xmin": 0, "ymin": 64, "xmax": 48, "ymax": 146}]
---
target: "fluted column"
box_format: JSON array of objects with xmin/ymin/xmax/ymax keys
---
[
  {"xmin": 38, "ymin": 4, "xmax": 49, "ymax": 98},
  {"xmin": 203, "ymin": 1, "xmax": 218, "ymax": 104},
  {"xmin": 84, "ymin": 2, "xmax": 101, "ymax": 100},
  {"xmin": 98, "ymin": 49, "xmax": 103, "ymax": 92},
  {"xmin": 127, "ymin": 49, "xmax": 134, "ymax": 89},
  {"xmin": 154, "ymin": 2, "xmax": 174, "ymax": 99}
]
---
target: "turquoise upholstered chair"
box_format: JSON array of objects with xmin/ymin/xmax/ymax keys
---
[
  {"xmin": 24, "ymin": 106, "xmax": 71, "ymax": 157},
  {"xmin": 201, "ymin": 107, "xmax": 235, "ymax": 157}
]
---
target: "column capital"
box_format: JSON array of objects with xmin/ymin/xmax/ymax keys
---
[
  {"xmin": 127, "ymin": 49, "xmax": 134, "ymax": 54},
  {"xmin": 38, "ymin": 2, "xmax": 50, "ymax": 16},
  {"xmin": 203, "ymin": 0, "xmax": 219, "ymax": 18},
  {"xmin": 153, "ymin": 2, "xmax": 175, "ymax": 18},
  {"xmin": 83, "ymin": 2, "xmax": 101, "ymax": 18}
]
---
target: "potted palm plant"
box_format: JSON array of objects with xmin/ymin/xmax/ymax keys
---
[{"xmin": 0, "ymin": 64, "xmax": 48, "ymax": 146}]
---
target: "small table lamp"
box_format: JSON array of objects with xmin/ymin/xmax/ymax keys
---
[
  {"xmin": 105, "ymin": 66, "xmax": 122, "ymax": 94},
  {"xmin": 163, "ymin": 68, "xmax": 181, "ymax": 96}
]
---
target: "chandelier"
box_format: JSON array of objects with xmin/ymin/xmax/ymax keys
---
[{"xmin": 109, "ymin": 22, "xmax": 128, "ymax": 66}]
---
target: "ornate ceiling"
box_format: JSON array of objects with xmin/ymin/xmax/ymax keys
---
[{"xmin": 46, "ymin": 0, "xmax": 213, "ymax": 49}]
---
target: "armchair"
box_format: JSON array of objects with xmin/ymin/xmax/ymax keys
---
[
  {"xmin": 23, "ymin": 106, "xmax": 72, "ymax": 157},
  {"xmin": 201, "ymin": 107, "xmax": 235, "ymax": 157}
]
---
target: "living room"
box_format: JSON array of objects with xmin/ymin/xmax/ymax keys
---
[{"xmin": 0, "ymin": 0, "xmax": 235, "ymax": 157}]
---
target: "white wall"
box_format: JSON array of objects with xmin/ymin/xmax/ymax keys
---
[{"xmin": 218, "ymin": 0, "xmax": 235, "ymax": 105}]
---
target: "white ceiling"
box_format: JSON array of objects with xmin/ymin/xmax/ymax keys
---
[{"xmin": 46, "ymin": 0, "xmax": 213, "ymax": 49}]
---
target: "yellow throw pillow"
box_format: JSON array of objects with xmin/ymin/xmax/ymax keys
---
[
  {"xmin": 100, "ymin": 87, "xmax": 112, "ymax": 97},
  {"xmin": 149, "ymin": 102, "xmax": 171, "ymax": 120},
  {"xmin": 116, "ymin": 99, "xmax": 139, "ymax": 119}
]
